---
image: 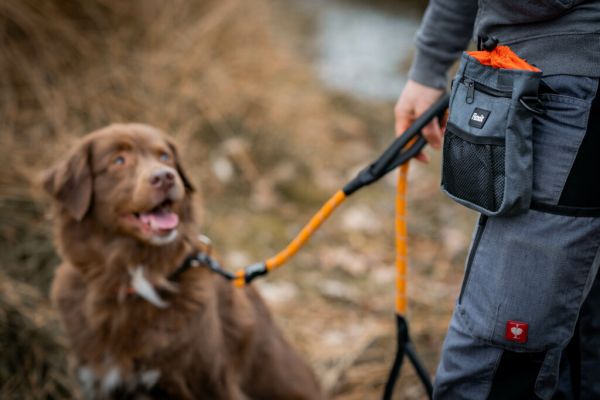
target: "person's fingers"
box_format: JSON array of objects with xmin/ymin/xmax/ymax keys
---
[
  {"xmin": 394, "ymin": 80, "xmax": 445, "ymax": 154},
  {"xmin": 440, "ymin": 110, "xmax": 449, "ymax": 132},
  {"xmin": 394, "ymin": 105, "xmax": 413, "ymax": 137},
  {"xmin": 396, "ymin": 106, "xmax": 428, "ymax": 163},
  {"xmin": 395, "ymin": 117, "xmax": 413, "ymax": 138},
  {"xmin": 415, "ymin": 151, "xmax": 430, "ymax": 163},
  {"xmin": 421, "ymin": 116, "xmax": 443, "ymax": 150}
]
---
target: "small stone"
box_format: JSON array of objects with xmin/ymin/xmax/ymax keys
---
[
  {"xmin": 341, "ymin": 205, "xmax": 382, "ymax": 234},
  {"xmin": 257, "ymin": 281, "xmax": 299, "ymax": 305},
  {"xmin": 211, "ymin": 156, "xmax": 234, "ymax": 183}
]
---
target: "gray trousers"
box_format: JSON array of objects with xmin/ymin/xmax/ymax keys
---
[{"xmin": 434, "ymin": 75, "xmax": 600, "ymax": 400}]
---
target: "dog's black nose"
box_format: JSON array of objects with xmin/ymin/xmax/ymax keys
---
[{"xmin": 150, "ymin": 169, "xmax": 175, "ymax": 190}]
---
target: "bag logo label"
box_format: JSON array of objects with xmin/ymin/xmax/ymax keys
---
[
  {"xmin": 505, "ymin": 320, "xmax": 528, "ymax": 343},
  {"xmin": 469, "ymin": 108, "xmax": 491, "ymax": 129}
]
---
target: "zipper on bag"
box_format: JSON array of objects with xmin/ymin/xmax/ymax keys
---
[{"xmin": 461, "ymin": 78, "xmax": 512, "ymax": 104}]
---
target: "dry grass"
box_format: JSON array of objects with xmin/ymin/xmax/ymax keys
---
[
  {"xmin": 0, "ymin": 271, "xmax": 73, "ymax": 399},
  {"xmin": 0, "ymin": 0, "xmax": 359, "ymax": 286},
  {"xmin": 0, "ymin": 0, "xmax": 375, "ymax": 398},
  {"xmin": 0, "ymin": 0, "xmax": 474, "ymax": 398}
]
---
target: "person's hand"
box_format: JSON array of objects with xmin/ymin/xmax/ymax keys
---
[{"xmin": 394, "ymin": 80, "xmax": 445, "ymax": 163}]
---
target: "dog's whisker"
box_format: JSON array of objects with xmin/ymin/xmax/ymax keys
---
[{"xmin": 129, "ymin": 266, "xmax": 169, "ymax": 308}]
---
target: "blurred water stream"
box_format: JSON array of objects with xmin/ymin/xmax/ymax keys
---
[{"xmin": 289, "ymin": 0, "xmax": 423, "ymax": 101}]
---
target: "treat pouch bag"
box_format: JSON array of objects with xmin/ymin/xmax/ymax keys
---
[{"xmin": 441, "ymin": 46, "xmax": 542, "ymax": 216}]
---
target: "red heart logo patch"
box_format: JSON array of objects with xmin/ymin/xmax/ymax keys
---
[{"xmin": 506, "ymin": 321, "xmax": 528, "ymax": 343}]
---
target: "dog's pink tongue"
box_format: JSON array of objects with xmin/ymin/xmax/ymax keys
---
[{"xmin": 140, "ymin": 211, "xmax": 179, "ymax": 230}]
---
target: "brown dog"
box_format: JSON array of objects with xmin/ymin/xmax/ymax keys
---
[{"xmin": 43, "ymin": 123, "xmax": 322, "ymax": 399}]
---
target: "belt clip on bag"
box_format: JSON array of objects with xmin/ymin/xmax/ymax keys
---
[{"xmin": 442, "ymin": 40, "xmax": 543, "ymax": 216}]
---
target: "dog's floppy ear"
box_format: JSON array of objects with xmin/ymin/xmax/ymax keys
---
[
  {"xmin": 42, "ymin": 140, "xmax": 93, "ymax": 221},
  {"xmin": 168, "ymin": 141, "xmax": 195, "ymax": 193}
]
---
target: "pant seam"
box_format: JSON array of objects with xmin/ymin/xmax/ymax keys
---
[{"xmin": 484, "ymin": 349, "xmax": 504, "ymax": 400}]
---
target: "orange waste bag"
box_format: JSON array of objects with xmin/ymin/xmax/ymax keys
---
[{"xmin": 468, "ymin": 45, "xmax": 540, "ymax": 72}]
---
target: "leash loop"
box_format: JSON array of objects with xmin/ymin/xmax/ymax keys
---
[
  {"xmin": 382, "ymin": 161, "xmax": 434, "ymax": 399},
  {"xmin": 171, "ymin": 93, "xmax": 449, "ymax": 400}
]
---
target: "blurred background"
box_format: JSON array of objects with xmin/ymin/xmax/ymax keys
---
[{"xmin": 0, "ymin": 0, "xmax": 477, "ymax": 398}]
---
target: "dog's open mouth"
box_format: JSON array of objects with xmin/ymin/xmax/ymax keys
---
[
  {"xmin": 137, "ymin": 200, "xmax": 179, "ymax": 231},
  {"xmin": 127, "ymin": 199, "xmax": 180, "ymax": 237}
]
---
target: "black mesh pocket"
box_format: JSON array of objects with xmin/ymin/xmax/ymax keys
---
[{"xmin": 442, "ymin": 126, "xmax": 505, "ymax": 213}]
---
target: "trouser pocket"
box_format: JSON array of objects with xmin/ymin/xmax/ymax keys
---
[
  {"xmin": 456, "ymin": 211, "xmax": 600, "ymax": 397},
  {"xmin": 441, "ymin": 50, "xmax": 541, "ymax": 216},
  {"xmin": 457, "ymin": 211, "xmax": 600, "ymax": 350}
]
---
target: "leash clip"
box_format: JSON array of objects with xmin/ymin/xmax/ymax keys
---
[{"xmin": 243, "ymin": 262, "xmax": 268, "ymax": 284}]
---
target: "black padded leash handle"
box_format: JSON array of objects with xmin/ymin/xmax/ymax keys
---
[{"xmin": 343, "ymin": 93, "xmax": 449, "ymax": 196}]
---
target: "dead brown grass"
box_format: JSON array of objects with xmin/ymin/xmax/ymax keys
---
[
  {"xmin": 0, "ymin": 0, "xmax": 364, "ymax": 283},
  {"xmin": 0, "ymin": 1, "xmax": 473, "ymax": 399},
  {"xmin": 0, "ymin": 0, "xmax": 373, "ymax": 398},
  {"xmin": 0, "ymin": 270, "xmax": 74, "ymax": 399}
]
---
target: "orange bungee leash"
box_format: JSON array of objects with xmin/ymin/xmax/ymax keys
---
[
  {"xmin": 172, "ymin": 93, "xmax": 449, "ymax": 399},
  {"xmin": 381, "ymin": 162, "xmax": 434, "ymax": 400},
  {"xmin": 169, "ymin": 44, "xmax": 542, "ymax": 399},
  {"xmin": 177, "ymin": 94, "xmax": 449, "ymax": 289},
  {"xmin": 233, "ymin": 94, "xmax": 448, "ymax": 288}
]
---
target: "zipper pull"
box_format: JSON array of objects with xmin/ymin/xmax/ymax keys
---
[{"xmin": 465, "ymin": 79, "xmax": 475, "ymax": 104}]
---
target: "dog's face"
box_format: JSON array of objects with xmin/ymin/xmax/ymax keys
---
[{"xmin": 43, "ymin": 124, "xmax": 194, "ymax": 246}]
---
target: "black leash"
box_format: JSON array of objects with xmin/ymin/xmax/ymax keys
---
[
  {"xmin": 381, "ymin": 94, "xmax": 448, "ymax": 400},
  {"xmin": 170, "ymin": 94, "xmax": 450, "ymax": 399},
  {"xmin": 383, "ymin": 315, "xmax": 434, "ymax": 399},
  {"xmin": 344, "ymin": 94, "xmax": 449, "ymax": 196}
]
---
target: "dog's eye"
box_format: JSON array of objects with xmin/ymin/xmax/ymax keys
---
[
  {"xmin": 159, "ymin": 152, "xmax": 170, "ymax": 162},
  {"xmin": 113, "ymin": 156, "xmax": 125, "ymax": 165}
]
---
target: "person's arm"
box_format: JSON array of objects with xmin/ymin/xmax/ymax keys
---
[
  {"xmin": 396, "ymin": 0, "xmax": 478, "ymax": 162},
  {"xmin": 409, "ymin": 0, "xmax": 479, "ymax": 89}
]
